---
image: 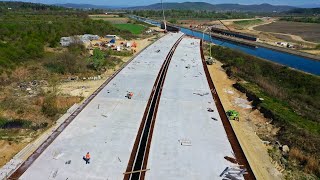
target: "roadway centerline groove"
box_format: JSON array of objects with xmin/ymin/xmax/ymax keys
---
[{"xmin": 124, "ymin": 35, "xmax": 185, "ymax": 180}]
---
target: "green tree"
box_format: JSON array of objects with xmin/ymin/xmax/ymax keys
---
[{"xmin": 90, "ymin": 48, "xmax": 105, "ymax": 71}]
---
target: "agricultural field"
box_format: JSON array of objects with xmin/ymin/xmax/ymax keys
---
[
  {"xmin": 89, "ymin": 14, "xmax": 129, "ymax": 24},
  {"xmin": 114, "ymin": 24, "xmax": 146, "ymax": 34},
  {"xmin": 254, "ymin": 21, "xmax": 320, "ymax": 43}
]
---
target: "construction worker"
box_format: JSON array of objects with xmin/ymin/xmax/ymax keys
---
[
  {"xmin": 126, "ymin": 92, "xmax": 134, "ymax": 99},
  {"xmin": 83, "ymin": 152, "xmax": 90, "ymax": 164}
]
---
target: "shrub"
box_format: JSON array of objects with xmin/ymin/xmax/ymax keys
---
[
  {"xmin": 68, "ymin": 43, "xmax": 86, "ymax": 54},
  {"xmin": 289, "ymin": 147, "xmax": 306, "ymax": 163},
  {"xmin": 305, "ymin": 156, "xmax": 320, "ymax": 175},
  {"xmin": 42, "ymin": 94, "xmax": 59, "ymax": 117},
  {"xmin": 0, "ymin": 118, "xmax": 32, "ymax": 129},
  {"xmin": 44, "ymin": 52, "xmax": 87, "ymax": 74}
]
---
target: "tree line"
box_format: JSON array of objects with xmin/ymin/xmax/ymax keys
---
[
  {"xmin": 130, "ymin": 10, "xmax": 255, "ymax": 20},
  {"xmin": 280, "ymin": 17, "xmax": 320, "ymax": 24}
]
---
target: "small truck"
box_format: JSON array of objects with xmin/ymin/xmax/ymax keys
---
[{"xmin": 226, "ymin": 110, "xmax": 239, "ymax": 121}]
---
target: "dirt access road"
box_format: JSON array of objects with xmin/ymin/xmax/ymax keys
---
[{"xmin": 207, "ymin": 60, "xmax": 282, "ymax": 180}]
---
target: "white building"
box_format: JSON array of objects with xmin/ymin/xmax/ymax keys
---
[
  {"xmin": 105, "ymin": 35, "xmax": 119, "ymax": 39},
  {"xmin": 60, "ymin": 34, "xmax": 99, "ymax": 47},
  {"xmin": 82, "ymin": 34, "xmax": 100, "ymax": 41},
  {"xmin": 60, "ymin": 37, "xmax": 74, "ymax": 47}
]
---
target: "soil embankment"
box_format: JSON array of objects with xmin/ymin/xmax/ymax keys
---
[{"xmin": 207, "ymin": 61, "xmax": 282, "ymax": 180}]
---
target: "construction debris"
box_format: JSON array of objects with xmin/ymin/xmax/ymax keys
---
[
  {"xmin": 65, "ymin": 160, "xmax": 71, "ymax": 165},
  {"xmin": 179, "ymin": 139, "xmax": 192, "ymax": 146},
  {"xmin": 234, "ymin": 98, "xmax": 252, "ymax": 109},
  {"xmin": 207, "ymin": 108, "xmax": 214, "ymax": 112},
  {"xmin": 219, "ymin": 166, "xmax": 247, "ymax": 179},
  {"xmin": 193, "ymin": 92, "xmax": 209, "ymax": 96}
]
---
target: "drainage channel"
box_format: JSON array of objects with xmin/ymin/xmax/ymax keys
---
[
  {"xmin": 199, "ymin": 39, "xmax": 256, "ymax": 180},
  {"xmin": 124, "ymin": 35, "xmax": 184, "ymax": 180},
  {"xmin": 7, "ymin": 40, "xmax": 156, "ymax": 180}
]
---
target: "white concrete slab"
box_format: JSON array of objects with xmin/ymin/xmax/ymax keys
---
[
  {"xmin": 145, "ymin": 38, "xmax": 241, "ymax": 180},
  {"xmin": 20, "ymin": 32, "xmax": 184, "ymax": 180}
]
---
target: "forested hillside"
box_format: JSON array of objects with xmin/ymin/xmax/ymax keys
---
[
  {"xmin": 129, "ymin": 2, "xmax": 295, "ymax": 12},
  {"xmin": 281, "ymin": 8, "xmax": 320, "ymax": 24},
  {"xmin": 131, "ymin": 9, "xmax": 255, "ymax": 20},
  {"xmin": 0, "ymin": 1, "xmax": 63, "ymax": 11}
]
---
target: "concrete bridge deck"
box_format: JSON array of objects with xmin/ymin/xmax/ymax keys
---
[
  {"xmin": 145, "ymin": 37, "xmax": 241, "ymax": 180},
  {"xmin": 10, "ymin": 33, "xmax": 251, "ymax": 180},
  {"xmin": 19, "ymin": 32, "xmax": 184, "ymax": 180}
]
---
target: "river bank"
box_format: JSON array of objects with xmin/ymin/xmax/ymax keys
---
[{"xmin": 131, "ymin": 16, "xmax": 320, "ymax": 62}]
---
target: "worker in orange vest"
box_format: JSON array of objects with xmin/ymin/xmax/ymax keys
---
[
  {"xmin": 83, "ymin": 152, "xmax": 91, "ymax": 164},
  {"xmin": 127, "ymin": 92, "xmax": 134, "ymax": 99}
]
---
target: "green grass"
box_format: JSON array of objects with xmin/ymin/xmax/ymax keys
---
[
  {"xmin": 114, "ymin": 24, "xmax": 146, "ymax": 35},
  {"xmin": 233, "ymin": 19, "xmax": 263, "ymax": 26},
  {"xmin": 105, "ymin": 49, "xmax": 133, "ymax": 56},
  {"xmin": 238, "ymin": 82, "xmax": 320, "ymax": 135}
]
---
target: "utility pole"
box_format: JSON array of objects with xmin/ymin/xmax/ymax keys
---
[
  {"xmin": 161, "ymin": 0, "xmax": 167, "ymax": 30},
  {"xmin": 203, "ymin": 27, "xmax": 212, "ymax": 57}
]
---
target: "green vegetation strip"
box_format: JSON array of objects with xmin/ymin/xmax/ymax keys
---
[
  {"xmin": 237, "ymin": 82, "xmax": 320, "ymax": 135},
  {"xmin": 280, "ymin": 17, "xmax": 320, "ymax": 24},
  {"xmin": 0, "ymin": 118, "xmax": 48, "ymax": 130},
  {"xmin": 133, "ymin": 9, "xmax": 255, "ymax": 20},
  {"xmin": 114, "ymin": 24, "xmax": 146, "ymax": 34}
]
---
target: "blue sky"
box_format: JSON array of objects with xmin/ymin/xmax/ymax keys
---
[{"xmin": 3, "ymin": 0, "xmax": 320, "ymax": 6}]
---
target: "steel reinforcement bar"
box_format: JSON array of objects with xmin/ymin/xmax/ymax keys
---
[
  {"xmin": 124, "ymin": 35, "xmax": 184, "ymax": 180},
  {"xmin": 199, "ymin": 39, "xmax": 256, "ymax": 180},
  {"xmin": 8, "ymin": 38, "xmax": 159, "ymax": 180}
]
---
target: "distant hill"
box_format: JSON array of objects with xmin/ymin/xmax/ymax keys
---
[
  {"xmin": 55, "ymin": 3, "xmax": 125, "ymax": 9},
  {"xmin": 0, "ymin": 1, "xmax": 63, "ymax": 11},
  {"xmin": 5, "ymin": 1, "xmax": 296, "ymax": 12},
  {"xmin": 298, "ymin": 4, "xmax": 320, "ymax": 8},
  {"xmin": 128, "ymin": 2, "xmax": 296, "ymax": 12}
]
